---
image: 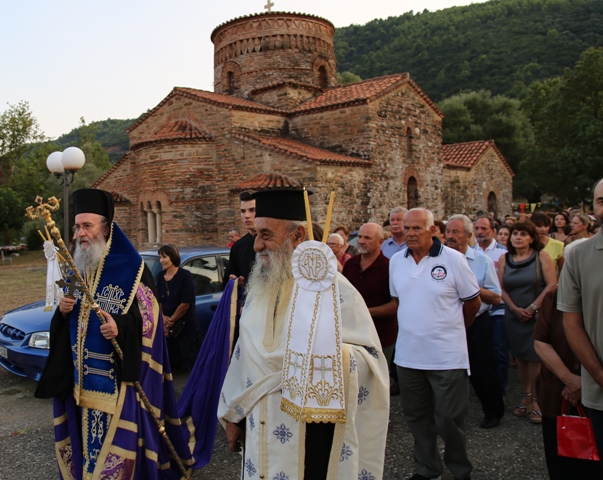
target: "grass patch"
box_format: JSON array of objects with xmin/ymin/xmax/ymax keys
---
[{"xmin": 0, "ymin": 251, "xmax": 47, "ymax": 315}]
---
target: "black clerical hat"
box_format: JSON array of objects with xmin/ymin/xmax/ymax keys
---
[
  {"xmin": 253, "ymin": 188, "xmax": 312, "ymax": 221},
  {"xmin": 73, "ymin": 189, "xmax": 114, "ymax": 224}
]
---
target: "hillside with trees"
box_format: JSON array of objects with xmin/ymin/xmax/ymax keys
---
[
  {"xmin": 56, "ymin": 118, "xmax": 135, "ymax": 164},
  {"xmin": 334, "ymin": 0, "xmax": 603, "ymax": 101}
]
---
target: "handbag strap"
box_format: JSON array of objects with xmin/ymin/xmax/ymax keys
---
[
  {"xmin": 561, "ymin": 398, "xmax": 587, "ymax": 417},
  {"xmin": 533, "ymin": 250, "xmax": 542, "ymax": 304}
]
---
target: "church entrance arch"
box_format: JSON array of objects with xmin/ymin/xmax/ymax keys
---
[{"xmin": 487, "ymin": 191, "xmax": 497, "ymax": 218}]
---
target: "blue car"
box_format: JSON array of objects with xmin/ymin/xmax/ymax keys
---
[{"xmin": 0, "ymin": 246, "xmax": 230, "ymax": 381}]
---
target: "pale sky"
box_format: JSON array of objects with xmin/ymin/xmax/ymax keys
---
[{"xmin": 1, "ymin": 0, "xmax": 486, "ymax": 139}]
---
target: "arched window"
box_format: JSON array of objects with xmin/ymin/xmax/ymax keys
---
[
  {"xmin": 406, "ymin": 127, "xmax": 413, "ymax": 161},
  {"xmin": 487, "ymin": 191, "xmax": 497, "ymax": 218},
  {"xmin": 318, "ymin": 66, "xmax": 328, "ymax": 89},
  {"xmin": 407, "ymin": 177, "xmax": 419, "ymax": 209},
  {"xmin": 227, "ymin": 71, "xmax": 235, "ymax": 95}
]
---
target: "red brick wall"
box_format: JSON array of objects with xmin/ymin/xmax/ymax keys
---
[{"xmin": 212, "ymin": 13, "xmax": 337, "ymax": 97}]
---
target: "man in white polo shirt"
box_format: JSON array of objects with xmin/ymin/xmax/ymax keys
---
[{"xmin": 390, "ymin": 208, "xmax": 481, "ymax": 480}]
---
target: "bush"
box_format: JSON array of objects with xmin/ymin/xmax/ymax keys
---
[{"xmin": 23, "ymin": 220, "xmax": 46, "ymax": 251}]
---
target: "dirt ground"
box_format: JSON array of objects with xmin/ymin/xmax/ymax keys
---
[
  {"xmin": 0, "ymin": 252, "xmax": 550, "ymax": 479},
  {"xmin": 0, "ymin": 364, "xmax": 550, "ymax": 479}
]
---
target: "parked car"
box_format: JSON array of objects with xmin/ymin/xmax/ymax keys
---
[{"xmin": 0, "ymin": 246, "xmax": 229, "ymax": 381}]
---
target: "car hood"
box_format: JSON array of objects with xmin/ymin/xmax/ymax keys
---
[{"xmin": 1, "ymin": 300, "xmax": 54, "ymax": 334}]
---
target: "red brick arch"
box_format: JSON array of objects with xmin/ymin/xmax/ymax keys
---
[
  {"xmin": 221, "ymin": 61, "xmax": 242, "ymax": 95},
  {"xmin": 312, "ymin": 57, "xmax": 333, "ymax": 89}
]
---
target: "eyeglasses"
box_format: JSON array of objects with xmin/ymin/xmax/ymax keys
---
[{"xmin": 72, "ymin": 221, "xmax": 106, "ymax": 234}]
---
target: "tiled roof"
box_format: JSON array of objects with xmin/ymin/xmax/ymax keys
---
[
  {"xmin": 232, "ymin": 173, "xmax": 303, "ymax": 192},
  {"xmin": 131, "ymin": 119, "xmax": 214, "ymax": 150},
  {"xmin": 443, "ymin": 140, "xmax": 514, "ymax": 177},
  {"xmin": 127, "ymin": 88, "xmax": 285, "ymax": 133},
  {"xmin": 292, "ymin": 74, "xmax": 443, "ymax": 117},
  {"xmin": 92, "ymin": 153, "xmax": 130, "ymax": 188},
  {"xmin": 111, "ymin": 191, "xmax": 131, "ymax": 204},
  {"xmin": 234, "ymin": 134, "xmax": 371, "ymax": 167}
]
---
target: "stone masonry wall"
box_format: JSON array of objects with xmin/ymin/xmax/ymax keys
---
[
  {"xmin": 288, "ymin": 104, "xmax": 373, "ymax": 160},
  {"xmin": 251, "ymin": 84, "xmax": 319, "ymax": 110},
  {"xmin": 366, "ymin": 84, "xmax": 445, "ymax": 221},
  {"xmin": 442, "ymin": 148, "xmax": 513, "ymax": 219},
  {"xmin": 97, "ymin": 141, "xmax": 219, "ymax": 249}
]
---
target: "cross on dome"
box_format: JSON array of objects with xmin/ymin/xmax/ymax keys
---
[{"xmin": 264, "ymin": 0, "xmax": 274, "ymax": 12}]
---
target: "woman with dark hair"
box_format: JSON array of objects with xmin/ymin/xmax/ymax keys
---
[
  {"xmin": 549, "ymin": 212, "xmax": 571, "ymax": 244},
  {"xmin": 498, "ymin": 221, "xmax": 557, "ymax": 424},
  {"xmin": 433, "ymin": 219, "xmax": 446, "ymax": 244},
  {"xmin": 156, "ymin": 244, "xmax": 202, "ymax": 371},
  {"xmin": 531, "ymin": 212, "xmax": 565, "ymax": 274},
  {"xmin": 497, "ymin": 225, "xmax": 511, "ymax": 248}
]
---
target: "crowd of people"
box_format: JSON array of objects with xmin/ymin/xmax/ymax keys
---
[
  {"xmin": 221, "ymin": 190, "xmax": 603, "ymax": 480},
  {"xmin": 35, "ymin": 183, "xmax": 603, "ymax": 480}
]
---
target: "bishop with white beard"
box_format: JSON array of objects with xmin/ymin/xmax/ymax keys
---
[{"xmin": 218, "ymin": 188, "xmax": 390, "ymax": 480}]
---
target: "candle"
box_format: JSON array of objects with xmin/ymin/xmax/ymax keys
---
[
  {"xmin": 303, "ymin": 189, "xmax": 314, "ymax": 241},
  {"xmin": 322, "ymin": 191, "xmax": 335, "ymax": 243}
]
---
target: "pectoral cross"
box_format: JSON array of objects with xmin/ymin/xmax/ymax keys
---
[{"xmin": 264, "ymin": 0, "xmax": 274, "ymax": 12}]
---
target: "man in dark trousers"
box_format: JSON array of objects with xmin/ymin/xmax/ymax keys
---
[{"xmin": 446, "ymin": 214, "xmax": 505, "ymax": 429}]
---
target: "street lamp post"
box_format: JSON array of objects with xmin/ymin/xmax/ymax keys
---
[{"xmin": 46, "ymin": 147, "xmax": 86, "ymax": 242}]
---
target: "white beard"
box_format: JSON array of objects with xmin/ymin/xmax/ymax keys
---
[
  {"xmin": 73, "ymin": 235, "xmax": 107, "ymax": 278},
  {"xmin": 246, "ymin": 238, "xmax": 294, "ymax": 303}
]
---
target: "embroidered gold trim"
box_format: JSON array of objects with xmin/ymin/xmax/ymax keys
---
[
  {"xmin": 260, "ymin": 396, "xmax": 269, "ymax": 477},
  {"xmin": 228, "ymin": 281, "xmax": 238, "ymax": 358}
]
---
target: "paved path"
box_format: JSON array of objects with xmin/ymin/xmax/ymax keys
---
[{"xmin": 0, "ymin": 366, "xmax": 548, "ymax": 479}]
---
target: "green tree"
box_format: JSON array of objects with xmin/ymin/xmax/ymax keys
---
[
  {"xmin": 0, "ymin": 187, "xmax": 24, "ymax": 244},
  {"xmin": 9, "ymin": 142, "xmax": 59, "ymax": 208},
  {"xmin": 521, "ymin": 47, "xmax": 603, "ymax": 204},
  {"xmin": 337, "ymin": 71, "xmax": 362, "ymax": 84},
  {"xmin": 0, "ymin": 101, "xmax": 45, "ymax": 185},
  {"xmin": 439, "ymin": 90, "xmax": 533, "ymax": 174}
]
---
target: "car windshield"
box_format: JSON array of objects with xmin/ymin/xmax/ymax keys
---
[{"xmin": 141, "ymin": 255, "xmax": 163, "ymax": 278}]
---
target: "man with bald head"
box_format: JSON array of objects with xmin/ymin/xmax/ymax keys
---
[
  {"xmin": 390, "ymin": 208, "xmax": 481, "ymax": 480},
  {"xmin": 343, "ymin": 222, "xmax": 398, "ymax": 366}
]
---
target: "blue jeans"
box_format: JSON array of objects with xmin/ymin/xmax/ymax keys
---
[{"xmin": 490, "ymin": 313, "xmax": 509, "ymax": 396}]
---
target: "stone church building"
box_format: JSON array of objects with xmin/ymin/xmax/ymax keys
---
[{"xmin": 94, "ymin": 11, "xmax": 513, "ymax": 248}]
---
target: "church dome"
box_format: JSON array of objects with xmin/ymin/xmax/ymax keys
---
[{"xmin": 211, "ymin": 12, "xmax": 337, "ymax": 98}]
